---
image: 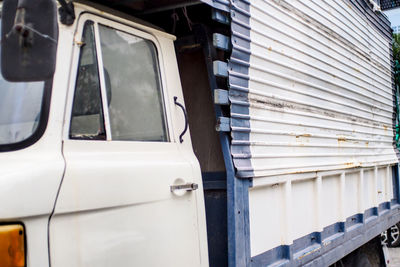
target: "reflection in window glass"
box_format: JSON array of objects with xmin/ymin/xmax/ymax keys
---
[
  {"xmin": 0, "ymin": 81, "xmax": 44, "ymax": 144},
  {"xmin": 99, "ymin": 25, "xmax": 168, "ymax": 142},
  {"xmin": 70, "ymin": 21, "xmax": 106, "ymax": 140}
]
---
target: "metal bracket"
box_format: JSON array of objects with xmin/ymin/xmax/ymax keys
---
[
  {"xmin": 212, "ymin": 9, "xmax": 230, "ymax": 25},
  {"xmin": 213, "ymin": 33, "xmax": 231, "ymax": 51},
  {"xmin": 214, "ymin": 89, "xmax": 230, "ymax": 105},
  {"xmin": 216, "ymin": 117, "xmax": 231, "ymax": 132},
  {"xmin": 213, "ymin": 61, "xmax": 229, "ymax": 78}
]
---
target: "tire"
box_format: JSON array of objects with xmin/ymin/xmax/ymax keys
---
[
  {"xmin": 389, "ymin": 223, "xmax": 400, "ymax": 247},
  {"xmin": 381, "ymin": 222, "xmax": 400, "ymax": 247},
  {"xmin": 381, "ymin": 229, "xmax": 389, "ymax": 246}
]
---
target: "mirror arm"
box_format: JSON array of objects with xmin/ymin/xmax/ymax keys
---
[{"xmin": 57, "ymin": 0, "xmax": 75, "ymax": 26}]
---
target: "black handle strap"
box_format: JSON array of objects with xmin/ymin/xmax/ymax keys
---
[{"xmin": 174, "ymin": 96, "xmax": 188, "ymax": 143}]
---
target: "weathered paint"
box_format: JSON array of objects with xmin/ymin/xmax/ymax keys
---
[
  {"xmin": 244, "ymin": 0, "xmax": 396, "ymax": 178},
  {"xmin": 229, "ymin": 0, "xmax": 400, "ymax": 265},
  {"xmin": 227, "ymin": 0, "xmax": 253, "ymax": 266},
  {"xmin": 250, "ymin": 201, "xmax": 400, "ymax": 266}
]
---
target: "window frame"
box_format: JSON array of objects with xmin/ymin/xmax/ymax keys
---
[
  {"xmin": 65, "ymin": 13, "xmax": 173, "ymax": 143},
  {"xmin": 69, "ymin": 20, "xmax": 106, "ymax": 141}
]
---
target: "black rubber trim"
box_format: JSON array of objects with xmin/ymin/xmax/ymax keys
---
[{"xmin": 0, "ymin": 79, "xmax": 53, "ymax": 152}]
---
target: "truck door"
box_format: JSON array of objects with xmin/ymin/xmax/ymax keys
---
[{"xmin": 49, "ymin": 13, "xmax": 207, "ymax": 267}]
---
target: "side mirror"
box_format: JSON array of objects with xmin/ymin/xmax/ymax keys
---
[{"xmin": 1, "ymin": 0, "xmax": 58, "ymax": 82}]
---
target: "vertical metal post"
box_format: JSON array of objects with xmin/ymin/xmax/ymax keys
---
[
  {"xmin": 315, "ymin": 175, "xmax": 323, "ymax": 232},
  {"xmin": 284, "ymin": 180, "xmax": 293, "ymax": 244},
  {"xmin": 227, "ymin": 0, "xmax": 252, "ymax": 265},
  {"xmin": 94, "ymin": 23, "xmax": 112, "ymax": 140},
  {"xmin": 340, "ymin": 172, "xmax": 346, "ymax": 223},
  {"xmin": 373, "ymin": 167, "xmax": 379, "ymax": 208},
  {"xmin": 359, "ymin": 169, "xmax": 365, "ymax": 214},
  {"xmin": 193, "ymin": 23, "xmax": 251, "ymax": 266}
]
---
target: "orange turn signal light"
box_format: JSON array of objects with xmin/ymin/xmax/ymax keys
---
[{"xmin": 0, "ymin": 224, "xmax": 25, "ymax": 267}]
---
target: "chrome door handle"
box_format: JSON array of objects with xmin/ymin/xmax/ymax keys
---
[{"xmin": 170, "ymin": 183, "xmax": 198, "ymax": 192}]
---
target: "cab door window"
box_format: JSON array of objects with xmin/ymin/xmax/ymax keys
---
[
  {"xmin": 98, "ymin": 25, "xmax": 168, "ymax": 141},
  {"xmin": 70, "ymin": 21, "xmax": 168, "ymax": 142},
  {"xmin": 70, "ymin": 21, "xmax": 106, "ymax": 140}
]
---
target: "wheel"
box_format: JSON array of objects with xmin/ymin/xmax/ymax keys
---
[
  {"xmin": 381, "ymin": 229, "xmax": 389, "ymax": 246},
  {"xmin": 389, "ymin": 223, "xmax": 400, "ymax": 247},
  {"xmin": 381, "ymin": 222, "xmax": 400, "ymax": 247}
]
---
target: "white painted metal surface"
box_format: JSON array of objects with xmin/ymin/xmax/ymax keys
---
[
  {"xmin": 0, "ymin": 7, "xmax": 75, "ymax": 265},
  {"xmin": 49, "ymin": 6, "xmax": 208, "ymax": 267},
  {"xmin": 247, "ymin": 0, "xmax": 398, "ymax": 257}
]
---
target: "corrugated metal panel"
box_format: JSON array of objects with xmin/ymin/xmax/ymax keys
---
[
  {"xmin": 351, "ymin": 0, "xmax": 392, "ymax": 40},
  {"xmin": 228, "ymin": 0, "xmax": 253, "ymax": 178},
  {"xmin": 241, "ymin": 0, "xmax": 398, "ymax": 178},
  {"xmin": 224, "ymin": 1, "xmax": 253, "ymax": 266}
]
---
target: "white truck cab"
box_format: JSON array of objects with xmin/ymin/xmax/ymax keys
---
[{"xmin": 0, "ymin": 2, "xmax": 208, "ymax": 266}]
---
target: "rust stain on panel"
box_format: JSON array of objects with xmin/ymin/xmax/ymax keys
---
[
  {"xmin": 248, "ymin": 94, "xmax": 381, "ymax": 127},
  {"xmin": 383, "ymin": 125, "xmax": 388, "ymax": 132},
  {"xmin": 296, "ymin": 134, "xmax": 312, "ymax": 138},
  {"xmin": 297, "ymin": 247, "xmax": 321, "ymax": 260}
]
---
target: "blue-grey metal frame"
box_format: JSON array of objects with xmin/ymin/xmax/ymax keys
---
[
  {"xmin": 226, "ymin": 0, "xmax": 252, "ymax": 266},
  {"xmin": 251, "ymin": 193, "xmax": 400, "ymax": 266},
  {"xmin": 201, "ymin": 0, "xmax": 400, "ymax": 265}
]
